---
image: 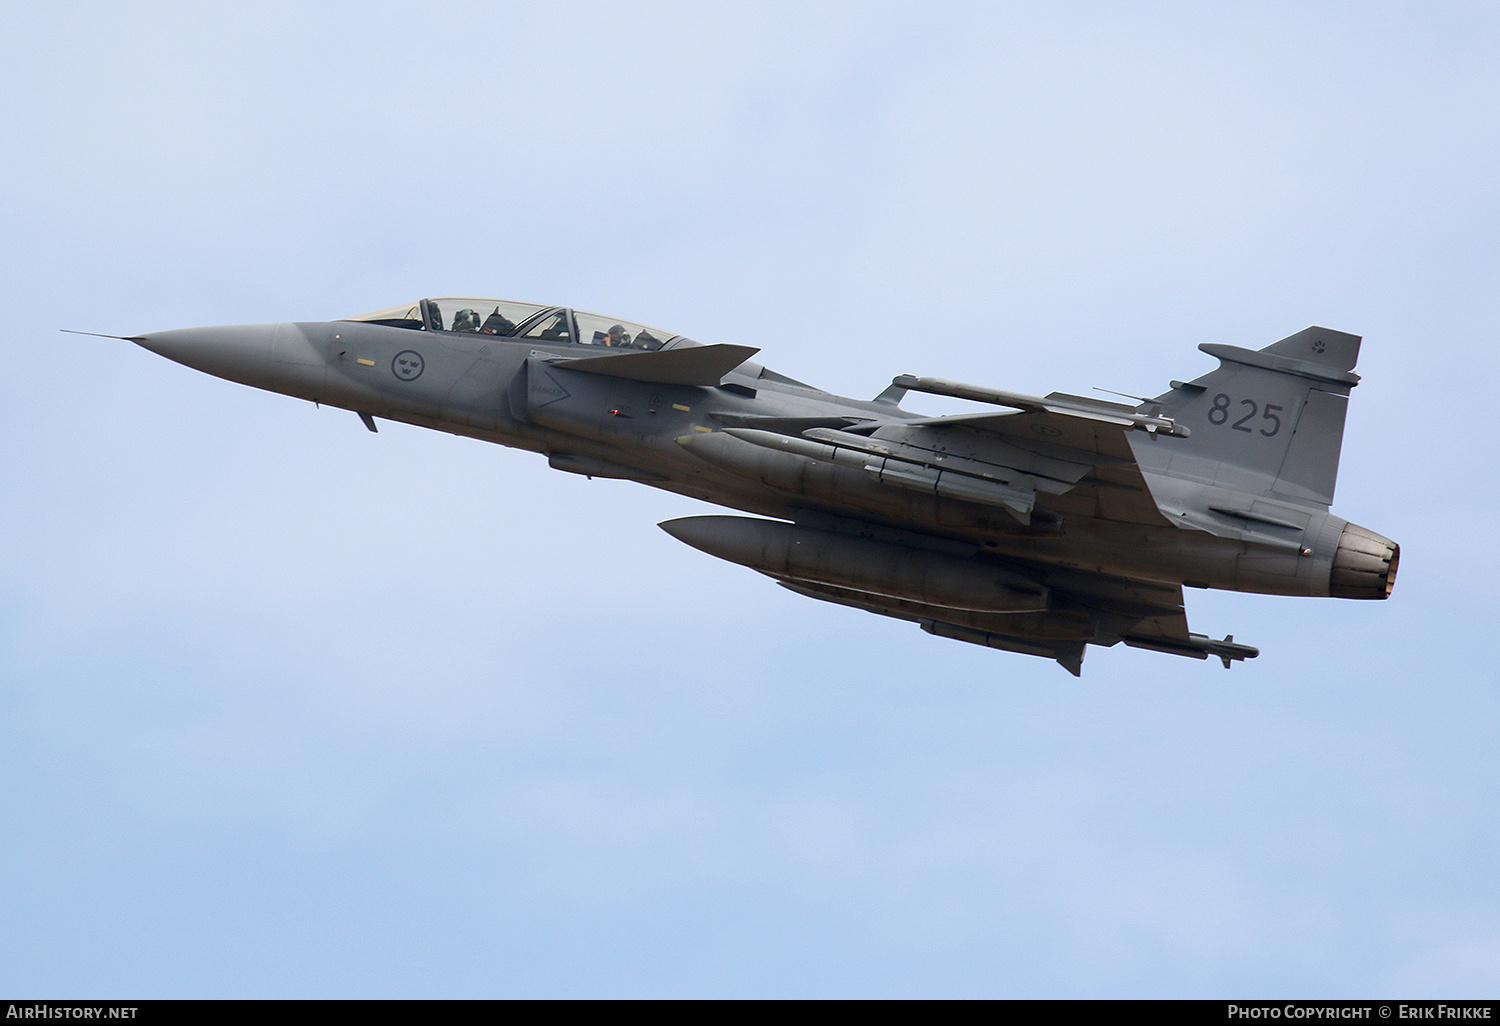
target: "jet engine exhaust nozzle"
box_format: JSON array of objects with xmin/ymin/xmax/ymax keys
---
[{"xmin": 1329, "ymin": 522, "xmax": 1399, "ymax": 599}]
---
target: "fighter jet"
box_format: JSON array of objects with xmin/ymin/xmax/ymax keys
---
[{"xmin": 104, "ymin": 296, "xmax": 1399, "ymax": 675}]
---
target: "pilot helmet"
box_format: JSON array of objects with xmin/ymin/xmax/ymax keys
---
[
  {"xmin": 481, "ymin": 307, "xmax": 514, "ymax": 335},
  {"xmin": 453, "ymin": 308, "xmax": 481, "ymax": 333}
]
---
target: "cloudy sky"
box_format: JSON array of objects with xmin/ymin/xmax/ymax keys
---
[{"xmin": 3, "ymin": 0, "xmax": 1498, "ymax": 997}]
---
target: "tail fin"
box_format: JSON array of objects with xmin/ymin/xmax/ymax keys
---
[{"xmin": 1150, "ymin": 326, "xmax": 1362, "ymax": 508}]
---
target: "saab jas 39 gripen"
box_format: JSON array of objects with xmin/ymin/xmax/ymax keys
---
[{"xmin": 102, "ymin": 297, "xmax": 1399, "ymax": 675}]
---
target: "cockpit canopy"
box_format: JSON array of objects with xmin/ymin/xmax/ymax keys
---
[{"xmin": 341, "ymin": 298, "xmax": 692, "ymax": 352}]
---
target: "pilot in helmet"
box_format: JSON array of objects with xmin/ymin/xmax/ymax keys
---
[
  {"xmin": 481, "ymin": 307, "xmax": 515, "ymax": 335},
  {"xmin": 453, "ymin": 308, "xmax": 482, "ymax": 333}
]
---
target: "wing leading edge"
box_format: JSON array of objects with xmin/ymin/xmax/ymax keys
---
[{"xmin": 858, "ymin": 379, "xmax": 1181, "ymax": 528}]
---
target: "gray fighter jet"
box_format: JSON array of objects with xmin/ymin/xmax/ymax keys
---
[{"xmin": 107, "ymin": 296, "xmax": 1398, "ymax": 675}]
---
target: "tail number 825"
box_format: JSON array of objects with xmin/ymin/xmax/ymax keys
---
[{"xmin": 1207, "ymin": 394, "xmax": 1283, "ymax": 437}]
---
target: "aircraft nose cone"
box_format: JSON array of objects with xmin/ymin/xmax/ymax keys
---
[{"xmin": 134, "ymin": 323, "xmax": 294, "ymax": 390}]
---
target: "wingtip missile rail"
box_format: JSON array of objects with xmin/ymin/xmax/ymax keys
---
[{"xmin": 890, "ymin": 374, "xmax": 1191, "ymax": 438}]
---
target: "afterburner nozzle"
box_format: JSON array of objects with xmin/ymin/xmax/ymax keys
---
[{"xmin": 1329, "ymin": 523, "xmax": 1399, "ymax": 599}]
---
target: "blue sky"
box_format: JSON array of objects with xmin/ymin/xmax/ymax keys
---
[{"xmin": 2, "ymin": 0, "xmax": 1498, "ymax": 997}]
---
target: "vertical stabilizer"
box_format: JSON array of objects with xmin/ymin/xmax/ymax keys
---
[{"xmin": 1147, "ymin": 326, "xmax": 1362, "ymax": 508}]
